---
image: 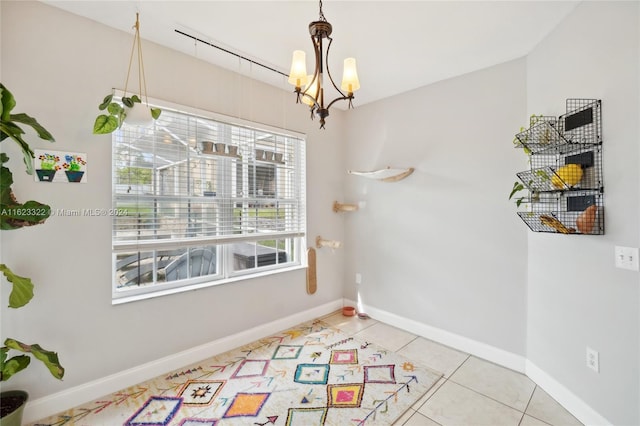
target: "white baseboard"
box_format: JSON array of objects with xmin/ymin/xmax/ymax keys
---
[
  {"xmin": 354, "ymin": 301, "xmax": 527, "ymax": 372},
  {"xmin": 24, "ymin": 299, "xmax": 343, "ymax": 424},
  {"xmin": 351, "ymin": 300, "xmax": 610, "ymax": 426},
  {"xmin": 526, "ymin": 360, "xmax": 612, "ymax": 426},
  {"xmin": 25, "ymin": 299, "xmax": 610, "ymax": 426}
]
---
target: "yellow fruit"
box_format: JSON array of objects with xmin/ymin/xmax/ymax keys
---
[{"xmin": 552, "ymin": 164, "xmax": 583, "ymax": 189}]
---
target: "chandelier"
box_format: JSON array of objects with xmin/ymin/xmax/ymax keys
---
[{"xmin": 287, "ymin": 0, "xmax": 360, "ymax": 129}]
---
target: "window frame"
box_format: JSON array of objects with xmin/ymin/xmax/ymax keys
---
[{"xmin": 111, "ymin": 93, "xmax": 307, "ymax": 304}]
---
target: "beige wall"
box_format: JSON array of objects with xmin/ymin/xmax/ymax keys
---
[
  {"xmin": 526, "ymin": 2, "xmax": 639, "ymax": 424},
  {"xmin": 0, "ymin": 0, "xmax": 346, "ymax": 400},
  {"xmin": 343, "ymin": 58, "xmax": 529, "ymax": 355}
]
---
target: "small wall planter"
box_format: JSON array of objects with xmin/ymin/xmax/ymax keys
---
[
  {"xmin": 36, "ymin": 169, "xmax": 56, "ymax": 182},
  {"xmin": 65, "ymin": 170, "xmax": 85, "ymax": 182}
]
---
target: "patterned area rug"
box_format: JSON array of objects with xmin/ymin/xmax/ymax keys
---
[{"xmin": 32, "ymin": 319, "xmax": 442, "ymax": 426}]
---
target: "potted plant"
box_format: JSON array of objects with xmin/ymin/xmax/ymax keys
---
[
  {"xmin": 93, "ymin": 14, "xmax": 161, "ymax": 135},
  {"xmin": 93, "ymin": 93, "xmax": 161, "ymax": 134},
  {"xmin": 0, "ymin": 83, "xmax": 65, "ymax": 425}
]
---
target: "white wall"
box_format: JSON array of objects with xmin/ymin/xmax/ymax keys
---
[
  {"xmin": 0, "ymin": 1, "xmax": 346, "ymax": 400},
  {"xmin": 526, "ymin": 2, "xmax": 639, "ymax": 425},
  {"xmin": 343, "ymin": 58, "xmax": 529, "ymax": 356}
]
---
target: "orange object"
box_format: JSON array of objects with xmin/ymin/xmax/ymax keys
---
[
  {"xmin": 577, "ymin": 205, "xmax": 597, "ymax": 234},
  {"xmin": 342, "ymin": 306, "xmax": 356, "ymax": 316}
]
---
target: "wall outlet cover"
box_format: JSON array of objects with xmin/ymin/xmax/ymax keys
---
[
  {"xmin": 586, "ymin": 346, "xmax": 599, "ymax": 373},
  {"xmin": 614, "ymin": 246, "xmax": 639, "ymax": 271}
]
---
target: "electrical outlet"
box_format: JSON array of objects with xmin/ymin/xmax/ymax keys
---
[
  {"xmin": 355, "ymin": 273, "xmax": 362, "ymax": 284},
  {"xmin": 614, "ymin": 246, "xmax": 639, "ymax": 271},
  {"xmin": 586, "ymin": 347, "xmax": 599, "ymax": 373}
]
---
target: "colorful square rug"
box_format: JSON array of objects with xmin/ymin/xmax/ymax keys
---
[{"xmin": 31, "ymin": 319, "xmax": 442, "ymax": 425}]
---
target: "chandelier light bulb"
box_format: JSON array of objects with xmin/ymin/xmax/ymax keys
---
[
  {"xmin": 302, "ymin": 75, "xmax": 319, "ymax": 106},
  {"xmin": 288, "ymin": 50, "xmax": 308, "ymax": 88},
  {"xmin": 341, "ymin": 58, "xmax": 360, "ymax": 93}
]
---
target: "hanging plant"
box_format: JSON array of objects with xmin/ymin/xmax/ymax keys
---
[
  {"xmin": 93, "ymin": 13, "xmax": 161, "ymax": 135},
  {"xmin": 93, "ymin": 94, "xmax": 160, "ymax": 134}
]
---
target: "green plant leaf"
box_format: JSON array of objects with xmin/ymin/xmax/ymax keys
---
[
  {"xmin": 0, "ymin": 264, "xmax": 34, "ymax": 308},
  {"xmin": 99, "ymin": 94, "xmax": 113, "ymax": 110},
  {"xmin": 150, "ymin": 108, "xmax": 161, "ymax": 120},
  {"xmin": 0, "ymin": 121, "xmax": 35, "ymax": 175},
  {"xmin": 30, "ymin": 344, "xmax": 65, "ymax": 379},
  {"xmin": 508, "ymin": 182, "xmax": 524, "ymax": 200},
  {"xmin": 121, "ymin": 97, "xmax": 134, "ymax": 108},
  {"xmin": 130, "ymin": 95, "xmax": 141, "ymax": 103},
  {"xmin": 0, "ymin": 83, "xmax": 17, "ymax": 121},
  {"xmin": 0, "ymin": 155, "xmax": 14, "ymax": 202},
  {"xmin": 93, "ymin": 115, "xmax": 118, "ymax": 134},
  {"xmin": 10, "ymin": 113, "xmax": 55, "ymax": 142},
  {"xmin": 3, "ymin": 338, "xmax": 64, "ymax": 380},
  {"xmin": 535, "ymin": 170, "xmax": 550, "ymax": 181},
  {"xmin": 516, "ymin": 198, "xmax": 524, "ymax": 207},
  {"xmin": 0, "ymin": 160, "xmax": 52, "ymax": 229},
  {"xmin": 0, "ymin": 199, "xmax": 52, "ymax": 230},
  {"xmin": 107, "ymin": 103, "xmax": 122, "ymax": 115},
  {"xmin": 0, "ymin": 350, "xmax": 31, "ymax": 382},
  {"xmin": 0, "ymin": 85, "xmax": 54, "ymax": 174}
]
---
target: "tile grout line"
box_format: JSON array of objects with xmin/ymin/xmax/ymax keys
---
[
  {"xmin": 518, "ymin": 385, "xmax": 556, "ymax": 426},
  {"xmin": 518, "ymin": 384, "xmax": 538, "ymax": 426},
  {"xmin": 447, "ymin": 376, "xmax": 532, "ymax": 418}
]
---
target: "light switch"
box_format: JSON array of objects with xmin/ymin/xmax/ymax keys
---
[{"xmin": 615, "ymin": 246, "xmax": 639, "ymax": 271}]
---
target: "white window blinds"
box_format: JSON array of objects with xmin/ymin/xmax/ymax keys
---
[{"xmin": 112, "ymin": 101, "xmax": 306, "ymax": 300}]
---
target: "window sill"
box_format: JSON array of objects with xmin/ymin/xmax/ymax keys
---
[{"xmin": 112, "ymin": 264, "xmax": 306, "ymax": 305}]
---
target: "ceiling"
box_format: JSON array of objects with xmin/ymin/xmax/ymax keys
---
[{"xmin": 42, "ymin": 0, "xmax": 579, "ymax": 108}]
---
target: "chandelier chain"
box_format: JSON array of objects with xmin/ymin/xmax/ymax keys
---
[{"xmin": 318, "ymin": 0, "xmax": 327, "ymax": 22}]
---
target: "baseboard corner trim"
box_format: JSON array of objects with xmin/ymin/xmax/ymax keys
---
[
  {"xmin": 525, "ymin": 360, "xmax": 611, "ymax": 426},
  {"xmin": 24, "ymin": 299, "xmax": 343, "ymax": 423},
  {"xmin": 353, "ymin": 301, "xmax": 527, "ymax": 373}
]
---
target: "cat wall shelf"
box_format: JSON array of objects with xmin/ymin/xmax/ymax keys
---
[{"xmin": 348, "ymin": 166, "xmax": 414, "ymax": 182}]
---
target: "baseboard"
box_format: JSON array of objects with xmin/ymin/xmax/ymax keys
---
[
  {"xmin": 526, "ymin": 360, "xmax": 611, "ymax": 426},
  {"xmin": 354, "ymin": 301, "xmax": 527, "ymax": 373},
  {"xmin": 24, "ymin": 299, "xmax": 343, "ymax": 424},
  {"xmin": 351, "ymin": 300, "xmax": 610, "ymax": 426}
]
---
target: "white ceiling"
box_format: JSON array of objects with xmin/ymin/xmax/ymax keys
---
[{"xmin": 43, "ymin": 0, "xmax": 579, "ymax": 108}]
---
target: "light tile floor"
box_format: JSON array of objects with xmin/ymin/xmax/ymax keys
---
[{"xmin": 321, "ymin": 312, "xmax": 583, "ymax": 426}]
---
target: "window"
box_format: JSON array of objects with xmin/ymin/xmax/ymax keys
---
[{"xmin": 112, "ymin": 98, "xmax": 306, "ymax": 303}]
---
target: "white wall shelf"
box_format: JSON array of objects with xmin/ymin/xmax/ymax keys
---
[{"xmin": 348, "ymin": 166, "xmax": 414, "ymax": 182}]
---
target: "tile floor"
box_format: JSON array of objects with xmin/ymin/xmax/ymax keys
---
[{"xmin": 320, "ymin": 311, "xmax": 583, "ymax": 426}]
